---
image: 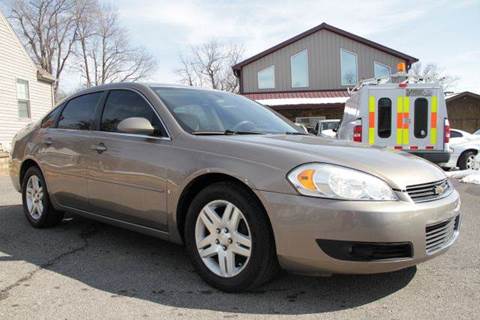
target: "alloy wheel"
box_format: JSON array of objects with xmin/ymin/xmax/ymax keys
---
[
  {"xmin": 25, "ymin": 175, "xmax": 44, "ymax": 220},
  {"xmin": 195, "ymin": 200, "xmax": 252, "ymax": 278},
  {"xmin": 466, "ymin": 154, "xmax": 475, "ymax": 169}
]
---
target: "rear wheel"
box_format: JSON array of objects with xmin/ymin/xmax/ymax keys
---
[
  {"xmin": 22, "ymin": 166, "xmax": 64, "ymax": 228},
  {"xmin": 184, "ymin": 182, "xmax": 278, "ymax": 292},
  {"xmin": 458, "ymin": 151, "xmax": 476, "ymax": 170}
]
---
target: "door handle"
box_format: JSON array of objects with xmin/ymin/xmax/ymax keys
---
[
  {"xmin": 92, "ymin": 143, "xmax": 107, "ymax": 154},
  {"xmin": 44, "ymin": 138, "xmax": 53, "ymax": 146}
]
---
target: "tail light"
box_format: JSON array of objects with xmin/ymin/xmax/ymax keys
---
[
  {"xmin": 353, "ymin": 125, "xmax": 362, "ymax": 142},
  {"xmin": 444, "ymin": 119, "xmax": 450, "ymax": 143}
]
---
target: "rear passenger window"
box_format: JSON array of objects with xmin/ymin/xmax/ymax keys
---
[
  {"xmin": 41, "ymin": 104, "xmax": 63, "ymax": 128},
  {"xmin": 101, "ymin": 90, "xmax": 166, "ymax": 136},
  {"xmin": 377, "ymin": 98, "xmax": 391, "ymax": 138},
  {"xmin": 451, "ymin": 131, "xmax": 462, "ymax": 138},
  {"xmin": 414, "ymin": 98, "xmax": 428, "ymax": 138},
  {"xmin": 58, "ymin": 93, "xmax": 102, "ymax": 130}
]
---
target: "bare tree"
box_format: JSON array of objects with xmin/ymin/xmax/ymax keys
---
[
  {"xmin": 409, "ymin": 62, "xmax": 459, "ymax": 91},
  {"xmin": 176, "ymin": 40, "xmax": 244, "ymax": 93},
  {"xmin": 219, "ymin": 43, "xmax": 243, "ymax": 92},
  {"xmin": 9, "ymin": 0, "xmax": 80, "ymax": 96},
  {"xmin": 75, "ymin": 3, "xmax": 157, "ymax": 87},
  {"xmin": 74, "ymin": 0, "xmax": 97, "ymax": 87},
  {"xmin": 176, "ymin": 54, "xmax": 200, "ymax": 87}
]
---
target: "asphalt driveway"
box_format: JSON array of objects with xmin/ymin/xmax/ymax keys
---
[{"xmin": 0, "ymin": 175, "xmax": 479, "ymax": 319}]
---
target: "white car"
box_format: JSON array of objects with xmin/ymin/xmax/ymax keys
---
[
  {"xmin": 474, "ymin": 129, "xmax": 480, "ymax": 136},
  {"xmin": 315, "ymin": 119, "xmax": 340, "ymax": 138},
  {"xmin": 441, "ymin": 129, "xmax": 480, "ymax": 170}
]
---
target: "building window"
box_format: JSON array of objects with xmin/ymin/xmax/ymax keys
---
[
  {"xmin": 340, "ymin": 49, "xmax": 358, "ymax": 86},
  {"xmin": 258, "ymin": 65, "xmax": 275, "ymax": 89},
  {"xmin": 291, "ymin": 49, "xmax": 309, "ymax": 88},
  {"xmin": 17, "ymin": 79, "xmax": 30, "ymax": 119},
  {"xmin": 374, "ymin": 62, "xmax": 391, "ymax": 78}
]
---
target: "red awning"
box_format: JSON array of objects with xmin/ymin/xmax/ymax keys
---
[{"xmin": 243, "ymin": 90, "xmax": 349, "ymax": 100}]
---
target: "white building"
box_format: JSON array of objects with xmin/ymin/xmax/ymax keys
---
[{"xmin": 0, "ymin": 9, "xmax": 55, "ymax": 151}]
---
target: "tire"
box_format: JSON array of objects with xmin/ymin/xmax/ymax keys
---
[
  {"xmin": 458, "ymin": 151, "xmax": 476, "ymax": 170},
  {"xmin": 184, "ymin": 181, "xmax": 279, "ymax": 292},
  {"xmin": 21, "ymin": 166, "xmax": 64, "ymax": 228}
]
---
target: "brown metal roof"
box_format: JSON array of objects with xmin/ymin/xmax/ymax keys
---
[
  {"xmin": 446, "ymin": 91, "xmax": 480, "ymax": 103},
  {"xmin": 233, "ymin": 23, "xmax": 418, "ymax": 71}
]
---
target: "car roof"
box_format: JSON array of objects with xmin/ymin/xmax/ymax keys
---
[{"xmin": 62, "ymin": 82, "xmax": 231, "ymax": 104}]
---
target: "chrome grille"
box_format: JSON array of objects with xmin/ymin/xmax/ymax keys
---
[
  {"xmin": 425, "ymin": 216, "xmax": 459, "ymax": 254},
  {"xmin": 406, "ymin": 179, "xmax": 450, "ymax": 203}
]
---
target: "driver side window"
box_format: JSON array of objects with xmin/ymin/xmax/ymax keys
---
[{"xmin": 101, "ymin": 90, "xmax": 167, "ymax": 136}]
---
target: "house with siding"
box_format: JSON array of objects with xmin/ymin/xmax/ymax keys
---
[
  {"xmin": 0, "ymin": 9, "xmax": 55, "ymax": 151},
  {"xmin": 233, "ymin": 23, "xmax": 418, "ymax": 123}
]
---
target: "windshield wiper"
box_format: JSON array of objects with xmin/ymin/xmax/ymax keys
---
[
  {"xmin": 284, "ymin": 131, "xmax": 309, "ymax": 135},
  {"xmin": 191, "ymin": 131, "xmax": 226, "ymax": 135},
  {"xmin": 224, "ymin": 130, "xmax": 263, "ymax": 135},
  {"xmin": 191, "ymin": 130, "xmax": 263, "ymax": 136}
]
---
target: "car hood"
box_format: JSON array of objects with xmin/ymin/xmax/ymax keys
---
[{"xmin": 203, "ymin": 134, "xmax": 447, "ymax": 190}]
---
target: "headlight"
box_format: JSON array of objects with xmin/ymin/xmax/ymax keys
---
[{"xmin": 287, "ymin": 163, "xmax": 397, "ymax": 201}]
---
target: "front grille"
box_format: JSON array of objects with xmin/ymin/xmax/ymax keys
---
[
  {"xmin": 406, "ymin": 179, "xmax": 451, "ymax": 203},
  {"xmin": 425, "ymin": 215, "xmax": 459, "ymax": 254}
]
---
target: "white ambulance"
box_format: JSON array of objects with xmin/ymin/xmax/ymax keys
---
[{"xmin": 337, "ymin": 63, "xmax": 451, "ymax": 164}]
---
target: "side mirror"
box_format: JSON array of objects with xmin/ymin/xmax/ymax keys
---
[{"xmin": 117, "ymin": 117, "xmax": 154, "ymax": 136}]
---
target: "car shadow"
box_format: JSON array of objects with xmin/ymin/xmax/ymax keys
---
[{"xmin": 0, "ymin": 204, "xmax": 416, "ymax": 315}]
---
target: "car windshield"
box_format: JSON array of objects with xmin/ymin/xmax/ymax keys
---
[{"xmin": 152, "ymin": 87, "xmax": 302, "ymax": 135}]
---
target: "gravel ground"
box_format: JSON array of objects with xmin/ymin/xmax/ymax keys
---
[{"xmin": 0, "ymin": 176, "xmax": 478, "ymax": 320}]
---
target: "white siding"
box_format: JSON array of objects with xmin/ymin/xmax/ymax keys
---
[{"xmin": 0, "ymin": 11, "xmax": 53, "ymax": 151}]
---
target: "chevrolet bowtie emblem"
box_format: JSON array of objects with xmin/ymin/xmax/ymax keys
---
[{"xmin": 434, "ymin": 185, "xmax": 445, "ymax": 195}]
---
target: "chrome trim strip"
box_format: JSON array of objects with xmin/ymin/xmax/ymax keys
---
[
  {"xmin": 406, "ymin": 179, "xmax": 452, "ymax": 203},
  {"xmin": 94, "ymin": 130, "xmax": 171, "ymax": 141}
]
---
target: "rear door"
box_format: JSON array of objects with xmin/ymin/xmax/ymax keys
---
[
  {"xmin": 42, "ymin": 92, "xmax": 104, "ymax": 211},
  {"xmin": 366, "ymin": 88, "xmax": 442, "ymax": 151},
  {"xmin": 406, "ymin": 89, "xmax": 442, "ymax": 151},
  {"xmin": 365, "ymin": 89, "xmax": 398, "ymax": 148}
]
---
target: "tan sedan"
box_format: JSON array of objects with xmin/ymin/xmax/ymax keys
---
[{"xmin": 9, "ymin": 83, "xmax": 461, "ymax": 292}]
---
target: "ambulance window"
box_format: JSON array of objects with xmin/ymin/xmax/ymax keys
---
[
  {"xmin": 414, "ymin": 98, "xmax": 428, "ymax": 138},
  {"xmin": 377, "ymin": 98, "xmax": 391, "ymax": 138}
]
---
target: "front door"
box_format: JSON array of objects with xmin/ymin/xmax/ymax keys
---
[{"xmin": 87, "ymin": 89, "xmax": 170, "ymax": 230}]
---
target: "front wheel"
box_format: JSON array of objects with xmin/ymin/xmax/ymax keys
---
[
  {"xmin": 184, "ymin": 182, "xmax": 278, "ymax": 292},
  {"xmin": 458, "ymin": 151, "xmax": 476, "ymax": 170}
]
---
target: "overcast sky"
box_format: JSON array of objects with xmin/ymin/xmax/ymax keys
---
[{"xmin": 63, "ymin": 0, "xmax": 479, "ymax": 93}]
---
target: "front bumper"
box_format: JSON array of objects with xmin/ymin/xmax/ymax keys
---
[{"xmin": 258, "ymin": 188, "xmax": 460, "ymax": 275}]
